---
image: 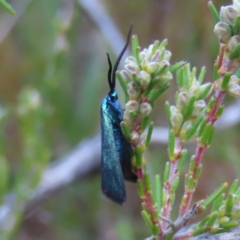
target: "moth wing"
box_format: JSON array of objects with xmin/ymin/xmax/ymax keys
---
[
  {"xmin": 120, "ymin": 138, "xmax": 137, "ymax": 183},
  {"xmin": 101, "ymin": 109, "xmax": 126, "ymax": 204}
]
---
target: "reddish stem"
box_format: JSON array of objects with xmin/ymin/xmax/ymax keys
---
[{"xmin": 161, "ymin": 138, "xmax": 183, "ymax": 232}]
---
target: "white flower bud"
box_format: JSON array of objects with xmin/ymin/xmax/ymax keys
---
[
  {"xmin": 163, "ymin": 50, "xmax": 172, "ymax": 61},
  {"xmin": 139, "ymin": 102, "xmax": 152, "ymax": 117},
  {"xmin": 192, "ymin": 100, "xmax": 206, "ymax": 117},
  {"xmin": 125, "ymin": 100, "xmax": 139, "ymax": 116},
  {"xmin": 125, "ymin": 56, "xmax": 137, "ymax": 64},
  {"xmin": 127, "ymin": 81, "xmax": 141, "ymax": 99},
  {"xmin": 176, "ymin": 92, "xmax": 188, "ymax": 110},
  {"xmin": 179, "ymin": 120, "xmax": 193, "ymax": 139},
  {"xmin": 146, "ymin": 62, "xmax": 161, "ymax": 74},
  {"xmin": 233, "ymin": 0, "xmax": 240, "ymax": 10},
  {"xmin": 159, "ymin": 71, "xmax": 173, "ymax": 83},
  {"xmin": 214, "ymin": 22, "xmax": 232, "ymax": 43},
  {"xmin": 139, "ymin": 49, "xmax": 149, "ymax": 61},
  {"xmin": 228, "ymin": 82, "xmax": 240, "ymax": 97},
  {"xmin": 170, "ymin": 106, "xmax": 183, "ymax": 130},
  {"xmin": 227, "ymin": 35, "xmax": 240, "ymax": 51},
  {"xmin": 151, "ymin": 50, "xmax": 161, "ymax": 62},
  {"xmin": 131, "ymin": 131, "xmax": 140, "ymax": 144},
  {"xmin": 137, "ymin": 70, "xmax": 151, "ymax": 87},
  {"xmin": 125, "ymin": 62, "xmax": 140, "ymax": 75},
  {"xmin": 120, "ymin": 70, "xmax": 131, "ymax": 82},
  {"xmin": 189, "ymin": 84, "xmax": 200, "ymax": 97},
  {"xmin": 220, "ymin": 6, "xmax": 239, "ymax": 25},
  {"xmin": 230, "ymin": 75, "xmax": 240, "ymax": 84}
]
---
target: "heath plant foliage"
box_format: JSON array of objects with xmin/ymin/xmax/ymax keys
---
[{"xmin": 117, "ymin": 1, "xmax": 240, "ymax": 239}]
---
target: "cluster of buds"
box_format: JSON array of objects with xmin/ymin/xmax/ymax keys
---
[
  {"xmin": 190, "ymin": 180, "xmax": 240, "ymax": 236},
  {"xmin": 213, "ymin": 0, "xmax": 240, "ymax": 73},
  {"xmin": 118, "ymin": 37, "xmax": 175, "ymax": 148},
  {"xmin": 169, "ymin": 64, "xmax": 212, "ymax": 141}
]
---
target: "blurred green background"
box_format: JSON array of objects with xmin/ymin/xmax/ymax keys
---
[{"xmin": 0, "ymin": 0, "xmax": 238, "ymax": 239}]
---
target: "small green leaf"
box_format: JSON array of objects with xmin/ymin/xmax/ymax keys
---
[
  {"xmin": 229, "ymin": 45, "xmax": 240, "ymax": 60},
  {"xmin": 155, "ymin": 175, "xmax": 162, "ymax": 212},
  {"xmin": 176, "ymin": 68, "xmax": 184, "ymax": 88},
  {"xmin": 137, "ymin": 179, "xmax": 145, "ymax": 199},
  {"xmin": 141, "ymin": 115, "xmax": 151, "ymax": 132},
  {"xmin": 0, "ymin": 0, "xmax": 15, "ymax": 15},
  {"xmin": 171, "ymin": 176, "xmax": 179, "ymax": 194},
  {"xmin": 178, "ymin": 149, "xmax": 188, "ymax": 173},
  {"xmin": 206, "ymin": 212, "xmax": 218, "ymax": 228},
  {"xmin": 233, "ymin": 16, "xmax": 240, "ymax": 35},
  {"xmin": 195, "ymin": 164, "xmax": 203, "ymax": 182},
  {"xmin": 200, "ymin": 123, "xmax": 212, "ymax": 146},
  {"xmin": 208, "ymin": 1, "xmax": 220, "ymax": 23},
  {"xmin": 214, "ymin": 63, "xmax": 220, "ymax": 81},
  {"xmin": 225, "ymin": 194, "xmax": 233, "ymax": 216},
  {"xmin": 198, "ymin": 66, "xmax": 206, "ymax": 84},
  {"xmin": 165, "ymin": 101, "xmax": 172, "ymax": 128},
  {"xmin": 144, "ymin": 172, "xmax": 152, "ymax": 192},
  {"xmin": 221, "ymin": 72, "xmax": 231, "ymax": 90},
  {"xmin": 117, "ymin": 72, "xmax": 129, "ymax": 102},
  {"xmin": 135, "ymin": 146, "xmax": 142, "ymax": 168},
  {"xmin": 132, "ymin": 35, "xmax": 139, "ymax": 59},
  {"xmin": 169, "ymin": 61, "xmax": 185, "ymax": 73},
  {"xmin": 203, "ymin": 183, "xmax": 228, "ymax": 208},
  {"xmin": 189, "ymin": 156, "xmax": 196, "ymax": 174},
  {"xmin": 208, "ymin": 125, "xmax": 215, "ymax": 145},
  {"xmin": 186, "ymin": 116, "xmax": 204, "ymax": 140},
  {"xmin": 229, "ymin": 179, "xmax": 239, "ymax": 195},
  {"xmin": 168, "ymin": 130, "xmax": 175, "ymax": 161},
  {"xmin": 217, "ymin": 105, "xmax": 224, "ymax": 119},
  {"xmin": 220, "ymin": 220, "xmax": 239, "ymax": 229},
  {"xmin": 141, "ymin": 210, "xmax": 154, "ymax": 233},
  {"xmin": 211, "ymin": 193, "xmax": 225, "ymax": 213},
  {"xmin": 145, "ymin": 122, "xmax": 154, "ymax": 148},
  {"xmin": 182, "ymin": 96, "xmax": 196, "ymax": 120},
  {"xmin": 120, "ymin": 122, "xmax": 131, "ymax": 142},
  {"xmin": 149, "ymin": 84, "xmax": 169, "ymax": 104},
  {"xmin": 164, "ymin": 162, "xmax": 170, "ymax": 184}
]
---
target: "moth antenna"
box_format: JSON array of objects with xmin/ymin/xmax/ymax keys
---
[
  {"xmin": 111, "ymin": 24, "xmax": 133, "ymax": 90},
  {"xmin": 106, "ymin": 53, "xmax": 113, "ymax": 90}
]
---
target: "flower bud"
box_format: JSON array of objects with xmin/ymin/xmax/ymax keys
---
[
  {"xmin": 214, "ymin": 22, "xmax": 232, "ymax": 43},
  {"xmin": 139, "ymin": 102, "xmax": 152, "ymax": 117},
  {"xmin": 170, "ymin": 106, "xmax": 183, "ymax": 130},
  {"xmin": 163, "ymin": 50, "xmax": 172, "ymax": 61},
  {"xmin": 176, "ymin": 92, "xmax": 188, "ymax": 110},
  {"xmin": 189, "ymin": 84, "xmax": 200, "ymax": 98},
  {"xmin": 139, "ymin": 49, "xmax": 149, "ymax": 62},
  {"xmin": 120, "ymin": 70, "xmax": 131, "ymax": 82},
  {"xmin": 220, "ymin": 6, "xmax": 239, "ymax": 25},
  {"xmin": 146, "ymin": 62, "xmax": 161, "ymax": 74},
  {"xmin": 219, "ymin": 216, "xmax": 230, "ymax": 225},
  {"xmin": 230, "ymin": 75, "xmax": 240, "ymax": 84},
  {"xmin": 179, "ymin": 120, "xmax": 193, "ymax": 139},
  {"xmin": 125, "ymin": 62, "xmax": 140, "ymax": 75},
  {"xmin": 198, "ymin": 83, "xmax": 213, "ymax": 100},
  {"xmin": 137, "ymin": 70, "xmax": 151, "ymax": 87},
  {"xmin": 159, "ymin": 71, "xmax": 173, "ymax": 84},
  {"xmin": 227, "ymin": 35, "xmax": 240, "ymax": 52},
  {"xmin": 228, "ymin": 82, "xmax": 240, "ymax": 97},
  {"xmin": 192, "ymin": 100, "xmax": 206, "ymax": 117},
  {"xmin": 131, "ymin": 130, "xmax": 140, "ymax": 144},
  {"xmin": 233, "ymin": 0, "xmax": 240, "ymax": 10},
  {"xmin": 127, "ymin": 81, "xmax": 141, "ymax": 99},
  {"xmin": 125, "ymin": 100, "xmax": 139, "ymax": 116},
  {"xmin": 151, "ymin": 50, "xmax": 161, "ymax": 62},
  {"xmin": 147, "ymin": 44, "xmax": 154, "ymax": 56},
  {"xmin": 140, "ymin": 59, "xmax": 150, "ymax": 71},
  {"xmin": 125, "ymin": 56, "xmax": 137, "ymax": 65}
]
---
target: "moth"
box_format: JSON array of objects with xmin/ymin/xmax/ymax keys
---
[{"xmin": 101, "ymin": 26, "xmax": 137, "ymax": 204}]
